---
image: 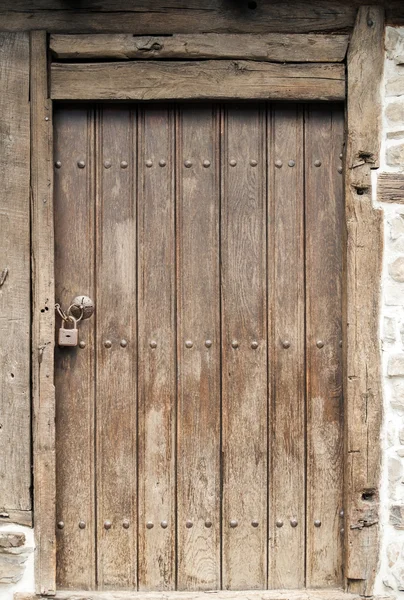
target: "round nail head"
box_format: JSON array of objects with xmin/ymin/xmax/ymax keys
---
[
  {"xmin": 203, "ymin": 160, "xmax": 211, "ymax": 168},
  {"xmin": 250, "ymin": 159, "xmax": 258, "ymax": 167},
  {"xmin": 120, "ymin": 339, "xmax": 128, "ymax": 348},
  {"xmin": 184, "ymin": 160, "xmax": 192, "ymax": 168},
  {"xmin": 123, "ymin": 520, "xmax": 130, "ymax": 529},
  {"xmin": 104, "ymin": 340, "xmax": 112, "ymax": 348},
  {"xmin": 288, "ymin": 160, "xmax": 296, "ymax": 167},
  {"xmin": 314, "ymin": 160, "xmax": 322, "ymax": 167},
  {"xmin": 159, "ymin": 159, "xmax": 166, "ymax": 167},
  {"xmin": 185, "ymin": 340, "xmax": 193, "ymax": 349},
  {"xmin": 79, "ymin": 520, "xmax": 86, "ymax": 529},
  {"xmin": 275, "ymin": 160, "xmax": 283, "ymax": 168},
  {"xmin": 104, "ymin": 160, "xmax": 112, "ymax": 169},
  {"xmin": 186, "ymin": 520, "xmax": 193, "ymax": 528},
  {"xmin": 77, "ymin": 160, "xmax": 86, "ymax": 169},
  {"xmin": 104, "ymin": 520, "xmax": 112, "ymax": 530},
  {"xmin": 146, "ymin": 159, "xmax": 153, "ymax": 168},
  {"xmin": 205, "ymin": 520, "xmax": 212, "ymax": 528},
  {"xmin": 121, "ymin": 161, "xmax": 128, "ymax": 169},
  {"xmin": 314, "ymin": 520, "xmax": 321, "ymax": 528},
  {"xmin": 316, "ymin": 340, "xmax": 324, "ymax": 349},
  {"xmin": 231, "ymin": 340, "xmax": 239, "ymax": 349},
  {"xmin": 79, "ymin": 340, "xmax": 86, "ymax": 349},
  {"xmin": 282, "ymin": 340, "xmax": 291, "ymax": 349},
  {"xmin": 150, "ymin": 340, "xmax": 157, "ymax": 349},
  {"xmin": 161, "ymin": 520, "xmax": 168, "ymax": 529},
  {"xmin": 230, "ymin": 520, "xmax": 238, "ymax": 528},
  {"xmin": 205, "ymin": 340, "xmax": 213, "ymax": 348},
  {"xmin": 290, "ymin": 518, "xmax": 298, "ymax": 528},
  {"xmin": 230, "ymin": 159, "xmax": 237, "ymax": 167},
  {"xmin": 146, "ymin": 521, "xmax": 154, "ymax": 529},
  {"xmin": 55, "ymin": 161, "xmax": 62, "ymax": 169},
  {"xmin": 251, "ymin": 341, "xmax": 258, "ymax": 349},
  {"xmin": 251, "ymin": 519, "xmax": 259, "ymax": 527},
  {"xmin": 276, "ymin": 520, "xmax": 283, "ymax": 528},
  {"xmin": 57, "ymin": 521, "xmax": 65, "ymax": 530}
]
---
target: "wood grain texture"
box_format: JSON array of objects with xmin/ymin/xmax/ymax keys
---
[
  {"xmin": 221, "ymin": 105, "xmax": 267, "ymax": 590},
  {"xmin": 268, "ymin": 105, "xmax": 305, "ymax": 589},
  {"xmin": 0, "ymin": 32, "xmax": 30, "ymax": 517},
  {"xmin": 378, "ymin": 173, "xmax": 404, "ymax": 203},
  {"xmin": 30, "ymin": 30, "xmax": 56, "ymax": 595},
  {"xmin": 0, "ymin": 0, "xmax": 403, "ymax": 33},
  {"xmin": 137, "ymin": 105, "xmax": 176, "ymax": 590},
  {"xmin": 50, "ymin": 33, "xmax": 349, "ymax": 62},
  {"xmin": 305, "ymin": 105, "xmax": 344, "ymax": 588},
  {"xmin": 344, "ymin": 7, "xmax": 384, "ymax": 597},
  {"xmin": 54, "ymin": 106, "xmax": 96, "ymax": 590},
  {"xmin": 50, "ymin": 61, "xmax": 345, "ymax": 102},
  {"xmin": 0, "ymin": 509, "xmax": 32, "ymax": 527},
  {"xmin": 16, "ymin": 591, "xmax": 364, "ymax": 600},
  {"xmin": 95, "ymin": 106, "xmax": 137, "ymax": 589},
  {"xmin": 176, "ymin": 105, "xmax": 221, "ymax": 590}
]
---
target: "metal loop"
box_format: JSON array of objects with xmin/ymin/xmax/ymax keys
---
[
  {"xmin": 55, "ymin": 303, "xmax": 69, "ymax": 322},
  {"xmin": 67, "ymin": 304, "xmax": 84, "ymax": 323}
]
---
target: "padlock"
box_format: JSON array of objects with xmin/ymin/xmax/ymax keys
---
[{"xmin": 58, "ymin": 316, "xmax": 79, "ymax": 347}]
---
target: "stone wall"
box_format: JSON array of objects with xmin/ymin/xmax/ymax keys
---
[{"xmin": 0, "ymin": 524, "xmax": 34, "ymax": 599}]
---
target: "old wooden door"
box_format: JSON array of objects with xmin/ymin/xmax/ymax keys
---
[{"xmin": 54, "ymin": 102, "xmax": 344, "ymax": 592}]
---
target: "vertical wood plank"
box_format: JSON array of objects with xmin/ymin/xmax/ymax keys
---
[
  {"xmin": 0, "ymin": 32, "xmax": 30, "ymax": 515},
  {"xmin": 137, "ymin": 105, "xmax": 176, "ymax": 590},
  {"xmin": 268, "ymin": 104, "xmax": 305, "ymax": 589},
  {"xmin": 176, "ymin": 104, "xmax": 221, "ymax": 590},
  {"xmin": 95, "ymin": 105, "xmax": 137, "ymax": 588},
  {"xmin": 305, "ymin": 104, "xmax": 344, "ymax": 588},
  {"xmin": 54, "ymin": 105, "xmax": 96, "ymax": 590},
  {"xmin": 221, "ymin": 104, "xmax": 267, "ymax": 590},
  {"xmin": 31, "ymin": 31, "xmax": 54, "ymax": 594}
]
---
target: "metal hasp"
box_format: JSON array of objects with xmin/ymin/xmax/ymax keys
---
[{"xmin": 70, "ymin": 295, "xmax": 95, "ymax": 320}]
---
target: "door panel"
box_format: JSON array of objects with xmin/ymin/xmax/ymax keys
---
[{"xmin": 54, "ymin": 102, "xmax": 344, "ymax": 592}]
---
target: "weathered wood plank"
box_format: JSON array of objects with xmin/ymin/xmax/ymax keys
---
[
  {"xmin": 50, "ymin": 33, "xmax": 349, "ymax": 62},
  {"xmin": 50, "ymin": 61, "xmax": 346, "ymax": 102},
  {"xmin": 95, "ymin": 105, "xmax": 137, "ymax": 589},
  {"xmin": 137, "ymin": 105, "xmax": 176, "ymax": 590},
  {"xmin": 30, "ymin": 30, "xmax": 55, "ymax": 595},
  {"xmin": 344, "ymin": 6, "xmax": 384, "ymax": 596},
  {"xmin": 305, "ymin": 104, "xmax": 344, "ymax": 588},
  {"xmin": 0, "ymin": 509, "xmax": 32, "ymax": 528},
  {"xmin": 176, "ymin": 105, "xmax": 221, "ymax": 590},
  {"xmin": 378, "ymin": 173, "xmax": 404, "ymax": 203},
  {"xmin": 268, "ymin": 104, "xmax": 305, "ymax": 589},
  {"xmin": 0, "ymin": 31, "xmax": 30, "ymax": 519}
]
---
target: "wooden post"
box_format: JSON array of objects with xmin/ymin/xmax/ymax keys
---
[
  {"xmin": 30, "ymin": 30, "xmax": 56, "ymax": 595},
  {"xmin": 344, "ymin": 6, "xmax": 384, "ymax": 595}
]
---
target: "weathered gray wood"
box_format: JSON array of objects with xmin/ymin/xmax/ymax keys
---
[
  {"xmin": 50, "ymin": 61, "xmax": 345, "ymax": 102},
  {"xmin": 378, "ymin": 173, "xmax": 404, "ymax": 203},
  {"xmin": 0, "ymin": 31, "xmax": 30, "ymax": 519},
  {"xmin": 344, "ymin": 6, "xmax": 384, "ymax": 596},
  {"xmin": 0, "ymin": 509, "xmax": 32, "ymax": 528},
  {"xmin": 50, "ymin": 33, "xmax": 349, "ymax": 62},
  {"xmin": 30, "ymin": 30, "xmax": 56, "ymax": 595}
]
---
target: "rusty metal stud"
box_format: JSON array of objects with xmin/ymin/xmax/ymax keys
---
[
  {"xmin": 205, "ymin": 340, "xmax": 213, "ymax": 348},
  {"xmin": 282, "ymin": 340, "xmax": 291, "ymax": 349},
  {"xmin": 104, "ymin": 340, "xmax": 112, "ymax": 348},
  {"xmin": 339, "ymin": 340, "xmax": 343, "ymax": 347},
  {"xmin": 122, "ymin": 519, "xmax": 130, "ymax": 529},
  {"xmin": 229, "ymin": 159, "xmax": 237, "ymax": 167},
  {"xmin": 146, "ymin": 521, "xmax": 154, "ymax": 529},
  {"xmin": 79, "ymin": 520, "xmax": 86, "ymax": 529},
  {"xmin": 203, "ymin": 160, "xmax": 211, "ymax": 168},
  {"xmin": 184, "ymin": 160, "xmax": 192, "ymax": 168},
  {"xmin": 251, "ymin": 520, "xmax": 259, "ymax": 527},
  {"xmin": 161, "ymin": 520, "xmax": 168, "ymax": 529},
  {"xmin": 314, "ymin": 160, "xmax": 322, "ymax": 167},
  {"xmin": 316, "ymin": 340, "xmax": 324, "ymax": 349},
  {"xmin": 275, "ymin": 160, "xmax": 283, "ymax": 168},
  {"xmin": 337, "ymin": 166, "xmax": 343, "ymax": 174},
  {"xmin": 104, "ymin": 160, "xmax": 112, "ymax": 169},
  {"xmin": 290, "ymin": 518, "xmax": 298, "ymax": 528},
  {"xmin": 339, "ymin": 510, "xmax": 344, "ymax": 518},
  {"xmin": 145, "ymin": 159, "xmax": 153, "ymax": 168},
  {"xmin": 104, "ymin": 520, "xmax": 112, "ymax": 530},
  {"xmin": 205, "ymin": 520, "xmax": 212, "ymax": 528},
  {"xmin": 150, "ymin": 340, "xmax": 157, "ymax": 349},
  {"xmin": 339, "ymin": 153, "xmax": 343, "ymax": 160},
  {"xmin": 185, "ymin": 340, "xmax": 193, "ymax": 348},
  {"xmin": 250, "ymin": 159, "xmax": 258, "ymax": 167},
  {"xmin": 55, "ymin": 161, "xmax": 62, "ymax": 169},
  {"xmin": 288, "ymin": 160, "xmax": 296, "ymax": 167},
  {"xmin": 230, "ymin": 519, "xmax": 238, "ymax": 528},
  {"xmin": 314, "ymin": 520, "xmax": 321, "ymax": 528},
  {"xmin": 77, "ymin": 160, "xmax": 86, "ymax": 169},
  {"xmin": 57, "ymin": 521, "xmax": 65, "ymax": 529},
  {"xmin": 231, "ymin": 340, "xmax": 239, "ymax": 349},
  {"xmin": 79, "ymin": 340, "xmax": 86, "ymax": 349},
  {"xmin": 186, "ymin": 520, "xmax": 193, "ymax": 528},
  {"xmin": 276, "ymin": 520, "xmax": 283, "ymax": 528},
  {"xmin": 251, "ymin": 341, "xmax": 258, "ymax": 349},
  {"xmin": 120, "ymin": 161, "xmax": 128, "ymax": 169},
  {"xmin": 159, "ymin": 159, "xmax": 166, "ymax": 167},
  {"xmin": 120, "ymin": 339, "xmax": 128, "ymax": 348}
]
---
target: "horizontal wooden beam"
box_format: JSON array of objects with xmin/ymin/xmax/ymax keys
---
[
  {"xmin": 51, "ymin": 61, "xmax": 345, "ymax": 101},
  {"xmin": 378, "ymin": 173, "xmax": 404, "ymax": 203},
  {"xmin": 0, "ymin": 509, "xmax": 32, "ymax": 527},
  {"xmin": 50, "ymin": 33, "xmax": 349, "ymax": 63}
]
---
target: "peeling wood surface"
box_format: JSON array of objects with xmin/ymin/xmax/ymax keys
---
[
  {"xmin": 51, "ymin": 61, "xmax": 345, "ymax": 102},
  {"xmin": 0, "ymin": 32, "xmax": 31, "ymax": 516},
  {"xmin": 50, "ymin": 33, "xmax": 349, "ymax": 63},
  {"xmin": 378, "ymin": 173, "xmax": 404, "ymax": 203},
  {"xmin": 344, "ymin": 6, "xmax": 384, "ymax": 596}
]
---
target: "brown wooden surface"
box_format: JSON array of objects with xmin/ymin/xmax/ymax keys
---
[
  {"xmin": 50, "ymin": 61, "xmax": 345, "ymax": 102},
  {"xmin": 378, "ymin": 173, "xmax": 404, "ymax": 203},
  {"xmin": 137, "ymin": 105, "xmax": 176, "ymax": 590},
  {"xmin": 30, "ymin": 30, "xmax": 56, "ymax": 595},
  {"xmin": 54, "ymin": 105, "xmax": 96, "ymax": 590},
  {"xmin": 344, "ymin": 6, "xmax": 384, "ymax": 596},
  {"xmin": 268, "ymin": 105, "xmax": 305, "ymax": 589},
  {"xmin": 305, "ymin": 105, "xmax": 344, "ymax": 588},
  {"xmin": 0, "ymin": 509, "xmax": 32, "ymax": 528},
  {"xmin": 15, "ymin": 591, "xmax": 363, "ymax": 600},
  {"xmin": 176, "ymin": 105, "xmax": 221, "ymax": 590},
  {"xmin": 0, "ymin": 0, "xmax": 403, "ymax": 33},
  {"xmin": 50, "ymin": 33, "xmax": 349, "ymax": 62},
  {"xmin": 95, "ymin": 106, "xmax": 137, "ymax": 589},
  {"xmin": 0, "ymin": 31, "xmax": 31, "ymax": 519}
]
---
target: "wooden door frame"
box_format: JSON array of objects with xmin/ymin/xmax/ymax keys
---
[{"xmin": 29, "ymin": 6, "xmax": 384, "ymax": 597}]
